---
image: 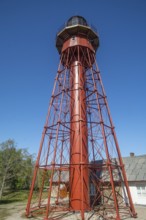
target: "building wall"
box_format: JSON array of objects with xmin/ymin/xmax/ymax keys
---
[{"xmin": 122, "ymin": 182, "xmax": 146, "ymax": 205}]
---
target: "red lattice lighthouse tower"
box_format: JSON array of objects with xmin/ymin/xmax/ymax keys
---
[{"xmin": 26, "ymin": 16, "xmax": 137, "ymax": 220}]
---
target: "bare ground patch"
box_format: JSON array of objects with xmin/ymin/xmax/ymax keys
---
[{"xmin": 0, "ymin": 202, "xmax": 146, "ymax": 220}]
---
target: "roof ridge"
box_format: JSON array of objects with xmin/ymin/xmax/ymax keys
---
[{"xmin": 123, "ymin": 154, "xmax": 146, "ymax": 158}]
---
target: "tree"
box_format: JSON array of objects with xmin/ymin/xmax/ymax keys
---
[{"xmin": 0, "ymin": 139, "xmax": 34, "ymax": 200}]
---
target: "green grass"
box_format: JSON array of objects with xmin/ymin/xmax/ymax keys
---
[{"xmin": 0, "ymin": 190, "xmax": 29, "ymax": 204}]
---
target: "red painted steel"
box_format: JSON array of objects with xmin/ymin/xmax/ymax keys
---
[
  {"xmin": 25, "ymin": 16, "xmax": 137, "ymax": 220},
  {"xmin": 62, "ymin": 36, "xmax": 95, "ymax": 53},
  {"xmin": 70, "ymin": 61, "xmax": 89, "ymax": 212}
]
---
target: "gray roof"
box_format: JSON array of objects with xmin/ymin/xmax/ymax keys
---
[
  {"xmin": 52, "ymin": 155, "xmax": 146, "ymax": 183},
  {"xmin": 53, "ymin": 171, "xmax": 69, "ymax": 183},
  {"xmin": 123, "ymin": 154, "xmax": 146, "ymax": 181}
]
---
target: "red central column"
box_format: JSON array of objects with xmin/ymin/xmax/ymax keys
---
[{"xmin": 70, "ymin": 60, "xmax": 89, "ymax": 212}]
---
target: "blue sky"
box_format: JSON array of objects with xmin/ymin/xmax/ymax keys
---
[{"xmin": 0, "ymin": 0, "xmax": 146, "ymax": 157}]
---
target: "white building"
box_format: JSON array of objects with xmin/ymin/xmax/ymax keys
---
[
  {"xmin": 123, "ymin": 154, "xmax": 146, "ymax": 205},
  {"xmin": 52, "ymin": 154, "xmax": 146, "ymax": 206}
]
